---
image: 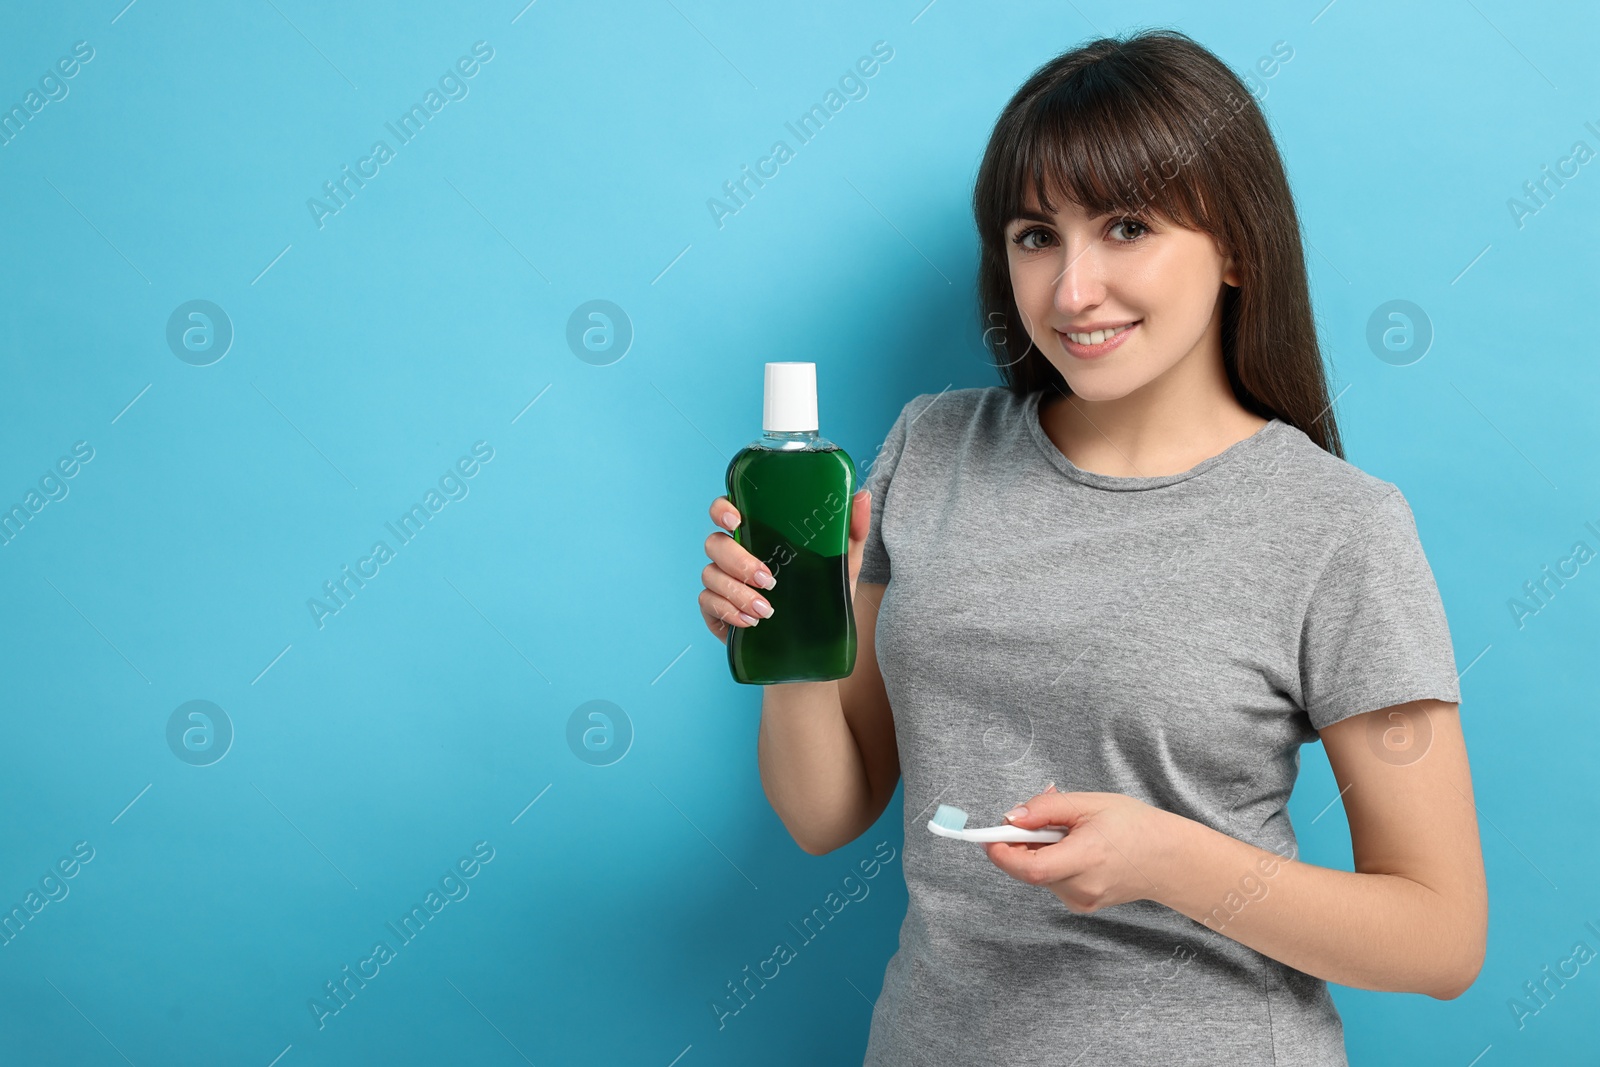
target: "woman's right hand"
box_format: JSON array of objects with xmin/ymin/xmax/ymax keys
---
[{"xmin": 699, "ymin": 489, "xmax": 873, "ymax": 643}]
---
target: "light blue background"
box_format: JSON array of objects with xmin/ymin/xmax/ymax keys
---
[{"xmin": 1, "ymin": 1, "xmax": 1595, "ymax": 1064}]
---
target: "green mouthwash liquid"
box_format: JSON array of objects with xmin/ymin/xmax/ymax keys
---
[{"xmin": 725, "ymin": 362, "xmax": 857, "ymax": 685}]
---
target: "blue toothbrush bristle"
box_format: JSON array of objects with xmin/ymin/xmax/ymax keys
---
[{"xmin": 930, "ymin": 804, "xmax": 969, "ymax": 831}]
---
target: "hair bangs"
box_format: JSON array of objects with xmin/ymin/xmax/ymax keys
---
[{"xmin": 1000, "ymin": 73, "xmax": 1213, "ymax": 235}]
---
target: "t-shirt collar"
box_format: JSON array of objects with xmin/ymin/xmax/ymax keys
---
[{"xmin": 1025, "ymin": 389, "xmax": 1285, "ymax": 492}]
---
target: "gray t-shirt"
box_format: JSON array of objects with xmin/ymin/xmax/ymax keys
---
[{"xmin": 855, "ymin": 386, "xmax": 1460, "ymax": 1067}]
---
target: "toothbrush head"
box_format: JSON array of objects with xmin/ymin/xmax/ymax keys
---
[
  {"xmin": 927, "ymin": 802, "xmax": 1067, "ymax": 844},
  {"xmin": 928, "ymin": 804, "xmax": 969, "ymax": 832}
]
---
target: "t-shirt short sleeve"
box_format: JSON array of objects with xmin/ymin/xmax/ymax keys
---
[
  {"xmin": 1298, "ymin": 486, "xmax": 1461, "ymax": 730},
  {"xmin": 856, "ymin": 396, "xmax": 924, "ymax": 585}
]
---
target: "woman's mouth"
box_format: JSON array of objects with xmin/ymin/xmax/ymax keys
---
[{"xmin": 1056, "ymin": 320, "xmax": 1139, "ymax": 359}]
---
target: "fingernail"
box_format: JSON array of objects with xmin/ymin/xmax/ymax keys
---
[
  {"xmin": 722, "ymin": 511, "xmax": 740, "ymax": 531},
  {"xmin": 1044, "ymin": 782, "xmax": 1057, "ymax": 793},
  {"xmin": 749, "ymin": 597, "xmax": 773, "ymax": 618},
  {"xmin": 737, "ymin": 612, "xmax": 760, "ymax": 626},
  {"xmin": 753, "ymin": 570, "xmax": 776, "ymax": 590},
  {"xmin": 1003, "ymin": 805, "xmax": 1028, "ymax": 822}
]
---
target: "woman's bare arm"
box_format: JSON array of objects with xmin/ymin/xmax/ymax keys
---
[
  {"xmin": 758, "ymin": 580, "xmax": 900, "ymax": 855},
  {"xmin": 705, "ymin": 491, "xmax": 901, "ymax": 856},
  {"xmin": 1149, "ymin": 699, "xmax": 1487, "ymax": 998}
]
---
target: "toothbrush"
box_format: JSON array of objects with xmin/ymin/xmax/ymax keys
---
[{"xmin": 927, "ymin": 804, "xmax": 1068, "ymax": 844}]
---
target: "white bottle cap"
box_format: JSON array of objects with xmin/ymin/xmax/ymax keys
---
[{"xmin": 763, "ymin": 362, "xmax": 818, "ymax": 432}]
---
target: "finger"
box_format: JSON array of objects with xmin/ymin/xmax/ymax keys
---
[
  {"xmin": 700, "ymin": 598, "xmax": 731, "ymax": 642},
  {"xmin": 845, "ymin": 490, "xmax": 871, "ymax": 590},
  {"xmin": 983, "ymin": 836, "xmax": 1085, "ymax": 886},
  {"xmin": 1002, "ymin": 791, "xmax": 1089, "ymax": 828},
  {"xmin": 704, "ymin": 531, "xmax": 776, "ymax": 591},
  {"xmin": 709, "ymin": 496, "xmax": 740, "ymax": 532},
  {"xmin": 699, "ymin": 588, "xmax": 760, "ymax": 634},
  {"xmin": 849, "ymin": 488, "xmax": 872, "ymax": 543},
  {"xmin": 701, "ymin": 562, "xmax": 774, "ymax": 621}
]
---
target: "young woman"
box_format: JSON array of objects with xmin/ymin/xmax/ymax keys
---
[{"xmin": 699, "ymin": 29, "xmax": 1486, "ymax": 1066}]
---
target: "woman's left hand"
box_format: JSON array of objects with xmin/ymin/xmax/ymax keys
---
[{"xmin": 983, "ymin": 786, "xmax": 1179, "ymax": 913}]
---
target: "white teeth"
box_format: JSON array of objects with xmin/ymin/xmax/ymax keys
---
[{"xmin": 1065, "ymin": 323, "xmax": 1135, "ymax": 345}]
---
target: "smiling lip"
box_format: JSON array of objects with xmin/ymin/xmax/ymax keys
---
[
  {"xmin": 1062, "ymin": 320, "xmax": 1137, "ymax": 333},
  {"xmin": 1057, "ymin": 320, "xmax": 1140, "ymax": 359}
]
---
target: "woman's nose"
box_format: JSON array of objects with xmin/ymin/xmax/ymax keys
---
[{"xmin": 1052, "ymin": 244, "xmax": 1105, "ymax": 314}]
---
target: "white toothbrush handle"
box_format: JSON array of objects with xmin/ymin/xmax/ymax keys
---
[{"xmin": 926, "ymin": 820, "xmax": 1069, "ymax": 843}]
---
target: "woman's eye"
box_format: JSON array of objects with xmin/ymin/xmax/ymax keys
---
[
  {"xmin": 1110, "ymin": 218, "xmax": 1148, "ymax": 241},
  {"xmin": 1011, "ymin": 226, "xmax": 1052, "ymax": 251}
]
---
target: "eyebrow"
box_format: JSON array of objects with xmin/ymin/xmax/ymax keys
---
[{"xmin": 1008, "ymin": 206, "xmax": 1150, "ymax": 228}]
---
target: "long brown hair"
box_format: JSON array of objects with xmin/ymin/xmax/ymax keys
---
[{"xmin": 972, "ymin": 29, "xmax": 1343, "ymax": 458}]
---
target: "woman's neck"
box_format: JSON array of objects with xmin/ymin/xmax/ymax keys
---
[{"xmin": 1038, "ymin": 390, "xmax": 1270, "ymax": 479}]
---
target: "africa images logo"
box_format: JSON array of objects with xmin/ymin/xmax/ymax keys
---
[
  {"xmin": 308, "ymin": 841, "xmax": 496, "ymax": 1030},
  {"xmin": 307, "ymin": 442, "xmax": 494, "ymax": 629},
  {"xmin": 306, "ymin": 42, "xmax": 495, "ymax": 230}
]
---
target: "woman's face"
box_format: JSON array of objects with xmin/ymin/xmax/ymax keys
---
[{"xmin": 1003, "ymin": 191, "xmax": 1239, "ymax": 402}]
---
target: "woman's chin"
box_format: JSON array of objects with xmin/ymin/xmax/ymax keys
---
[{"xmin": 1053, "ymin": 374, "xmax": 1142, "ymax": 403}]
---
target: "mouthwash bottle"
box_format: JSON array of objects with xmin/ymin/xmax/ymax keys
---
[{"xmin": 725, "ymin": 362, "xmax": 857, "ymax": 685}]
